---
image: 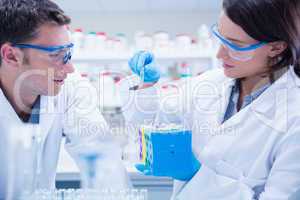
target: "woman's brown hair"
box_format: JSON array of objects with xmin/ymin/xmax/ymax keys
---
[{"xmin": 223, "ymin": 0, "xmax": 300, "ymax": 77}]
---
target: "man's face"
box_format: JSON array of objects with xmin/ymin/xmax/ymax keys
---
[{"xmin": 18, "ymin": 23, "xmax": 74, "ymax": 96}]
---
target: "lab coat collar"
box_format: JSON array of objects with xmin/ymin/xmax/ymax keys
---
[
  {"xmin": 217, "ymin": 77, "xmax": 236, "ymax": 124},
  {"xmin": 221, "ymin": 67, "xmax": 295, "ymax": 121},
  {"xmin": 213, "ymin": 67, "xmax": 292, "ymax": 136},
  {"xmin": 250, "ymin": 66, "xmax": 291, "ymax": 113},
  {"xmin": 241, "ymin": 67, "xmax": 293, "ymax": 134},
  {"xmin": 0, "ymin": 87, "xmax": 57, "ymax": 150},
  {"xmin": 38, "ymin": 95, "xmax": 57, "ymax": 148},
  {"xmin": 0, "ymin": 88, "xmax": 23, "ymax": 121},
  {"xmin": 200, "ymin": 67, "xmax": 294, "ymax": 173},
  {"xmin": 290, "ymin": 66, "xmax": 300, "ymax": 88},
  {"xmin": 0, "ymin": 88, "xmax": 57, "ymax": 122}
]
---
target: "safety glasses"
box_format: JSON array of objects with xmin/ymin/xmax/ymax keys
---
[
  {"xmin": 12, "ymin": 43, "xmax": 74, "ymax": 65},
  {"xmin": 211, "ymin": 24, "xmax": 267, "ymax": 61}
]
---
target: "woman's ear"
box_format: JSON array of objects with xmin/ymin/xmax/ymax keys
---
[{"xmin": 268, "ymin": 41, "xmax": 288, "ymax": 58}]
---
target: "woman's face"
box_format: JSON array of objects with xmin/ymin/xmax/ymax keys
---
[{"xmin": 216, "ymin": 13, "xmax": 274, "ymax": 79}]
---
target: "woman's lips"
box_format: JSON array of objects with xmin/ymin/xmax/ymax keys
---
[{"xmin": 223, "ymin": 63, "xmax": 235, "ymax": 69}]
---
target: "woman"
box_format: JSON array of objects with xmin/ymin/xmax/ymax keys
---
[{"xmin": 120, "ymin": 0, "xmax": 300, "ymax": 199}]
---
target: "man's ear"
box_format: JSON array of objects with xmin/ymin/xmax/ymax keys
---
[
  {"xmin": 268, "ymin": 41, "xmax": 288, "ymax": 58},
  {"xmin": 0, "ymin": 43, "xmax": 24, "ymax": 66}
]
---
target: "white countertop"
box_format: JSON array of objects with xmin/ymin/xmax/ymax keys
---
[{"xmin": 56, "ymin": 143, "xmax": 173, "ymax": 186}]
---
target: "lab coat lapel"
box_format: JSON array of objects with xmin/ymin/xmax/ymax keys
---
[
  {"xmin": 198, "ymin": 78, "xmax": 242, "ymax": 167},
  {"xmin": 217, "ymin": 78, "xmax": 236, "ymax": 124},
  {"xmin": 172, "ymin": 77, "xmax": 237, "ymax": 198},
  {"xmin": 248, "ymin": 67, "xmax": 291, "ymax": 134},
  {"xmin": 190, "ymin": 76, "xmax": 235, "ymax": 153},
  {"xmin": 215, "ymin": 68, "xmax": 292, "ymax": 138},
  {"xmin": 38, "ymin": 96, "xmax": 57, "ymax": 149},
  {"xmin": 201, "ymin": 106, "xmax": 247, "ymax": 167},
  {"xmin": 193, "ymin": 76, "xmax": 235, "ymax": 127},
  {"xmin": 0, "ymin": 88, "xmax": 56, "ymax": 146},
  {"xmin": 202, "ymin": 68, "xmax": 292, "ymax": 165},
  {"xmin": 219, "ymin": 67, "xmax": 291, "ymax": 133},
  {"xmin": 217, "ymin": 67, "xmax": 291, "ymax": 128},
  {"xmin": 0, "ymin": 89, "xmax": 21, "ymax": 121}
]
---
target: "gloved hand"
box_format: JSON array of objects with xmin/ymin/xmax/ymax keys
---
[
  {"xmin": 135, "ymin": 152, "xmax": 201, "ymax": 181},
  {"xmin": 128, "ymin": 51, "xmax": 160, "ymax": 83}
]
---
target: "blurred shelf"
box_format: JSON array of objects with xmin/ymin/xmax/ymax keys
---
[{"xmin": 72, "ymin": 52, "xmax": 216, "ymax": 64}]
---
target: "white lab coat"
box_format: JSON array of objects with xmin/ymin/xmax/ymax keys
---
[
  {"xmin": 119, "ymin": 66, "xmax": 300, "ymax": 200},
  {"xmin": 0, "ymin": 73, "xmax": 130, "ymax": 197}
]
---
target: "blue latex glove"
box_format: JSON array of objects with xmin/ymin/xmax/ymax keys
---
[
  {"xmin": 135, "ymin": 152, "xmax": 201, "ymax": 181},
  {"xmin": 128, "ymin": 51, "xmax": 160, "ymax": 83}
]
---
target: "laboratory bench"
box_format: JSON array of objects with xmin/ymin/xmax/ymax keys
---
[{"xmin": 56, "ymin": 145, "xmax": 174, "ymax": 200}]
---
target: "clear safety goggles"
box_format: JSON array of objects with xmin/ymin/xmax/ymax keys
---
[
  {"xmin": 211, "ymin": 24, "xmax": 267, "ymax": 61},
  {"xmin": 13, "ymin": 43, "xmax": 74, "ymax": 66}
]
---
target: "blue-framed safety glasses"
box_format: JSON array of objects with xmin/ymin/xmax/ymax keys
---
[
  {"xmin": 211, "ymin": 24, "xmax": 267, "ymax": 61},
  {"xmin": 12, "ymin": 43, "xmax": 74, "ymax": 65}
]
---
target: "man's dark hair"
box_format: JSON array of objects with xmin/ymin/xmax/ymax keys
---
[{"xmin": 0, "ymin": 0, "xmax": 71, "ymax": 65}]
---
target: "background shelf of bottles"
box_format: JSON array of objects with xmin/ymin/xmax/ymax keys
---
[
  {"xmin": 69, "ymin": 25, "xmax": 219, "ymax": 110},
  {"xmin": 70, "ymin": 24, "xmax": 219, "ymax": 80}
]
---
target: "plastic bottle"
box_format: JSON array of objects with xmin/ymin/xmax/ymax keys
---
[
  {"xmin": 153, "ymin": 31, "xmax": 171, "ymax": 57},
  {"xmin": 71, "ymin": 28, "xmax": 84, "ymax": 55},
  {"xmin": 115, "ymin": 33, "xmax": 128, "ymax": 52},
  {"xmin": 106, "ymin": 37, "xmax": 117, "ymax": 55},
  {"xmin": 135, "ymin": 33, "xmax": 153, "ymax": 51},
  {"xmin": 198, "ymin": 24, "xmax": 213, "ymax": 53},
  {"xmin": 134, "ymin": 31, "xmax": 146, "ymax": 42},
  {"xmin": 153, "ymin": 31, "xmax": 170, "ymax": 48},
  {"xmin": 96, "ymin": 32, "xmax": 107, "ymax": 53},
  {"xmin": 178, "ymin": 62, "xmax": 192, "ymax": 78},
  {"xmin": 97, "ymin": 73, "xmax": 120, "ymax": 109},
  {"xmin": 83, "ymin": 31, "xmax": 97, "ymax": 56},
  {"xmin": 175, "ymin": 34, "xmax": 192, "ymax": 55}
]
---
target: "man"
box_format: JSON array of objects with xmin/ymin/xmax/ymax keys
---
[{"xmin": 0, "ymin": 0, "xmax": 130, "ymax": 197}]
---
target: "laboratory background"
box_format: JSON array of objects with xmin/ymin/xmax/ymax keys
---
[
  {"xmin": 3, "ymin": 0, "xmax": 300, "ymax": 199},
  {"xmin": 0, "ymin": 0, "xmax": 222, "ymax": 199},
  {"xmin": 55, "ymin": 0, "xmax": 220, "ymax": 199}
]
